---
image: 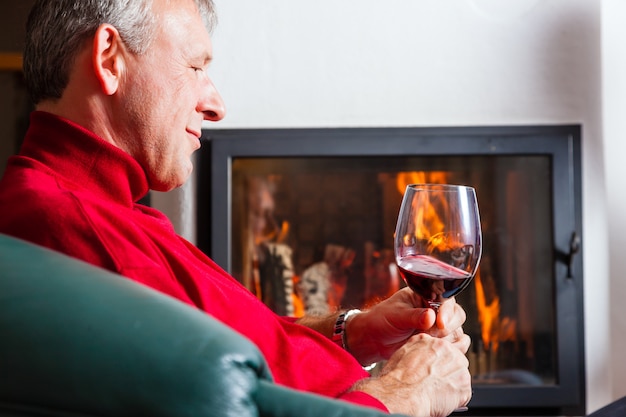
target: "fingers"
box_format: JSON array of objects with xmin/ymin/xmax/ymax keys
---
[
  {"xmin": 409, "ymin": 296, "xmax": 470, "ymax": 352},
  {"xmin": 441, "ymin": 326, "xmax": 470, "ymax": 350},
  {"xmin": 436, "ymin": 297, "xmax": 466, "ymax": 331},
  {"xmin": 359, "ymin": 289, "xmax": 469, "ymax": 362},
  {"xmin": 453, "ymin": 332, "xmax": 472, "ymax": 354},
  {"xmin": 357, "ymin": 334, "xmax": 472, "ymax": 417},
  {"xmin": 412, "ymin": 307, "xmax": 436, "ymax": 330}
]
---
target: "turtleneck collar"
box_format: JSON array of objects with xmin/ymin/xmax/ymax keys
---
[{"xmin": 19, "ymin": 111, "xmax": 150, "ymax": 206}]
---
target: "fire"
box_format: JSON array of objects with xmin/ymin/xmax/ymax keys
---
[
  {"xmin": 396, "ymin": 171, "xmax": 449, "ymax": 195},
  {"xmin": 474, "ymin": 270, "xmax": 501, "ymax": 351},
  {"xmin": 475, "ymin": 269, "xmax": 518, "ymax": 353},
  {"xmin": 396, "ymin": 171, "xmax": 449, "ymax": 244}
]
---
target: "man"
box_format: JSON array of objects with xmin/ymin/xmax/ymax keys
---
[{"xmin": 0, "ymin": 1, "xmax": 472, "ymax": 416}]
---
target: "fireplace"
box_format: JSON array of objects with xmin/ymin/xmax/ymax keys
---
[{"xmin": 196, "ymin": 125, "xmax": 585, "ymax": 416}]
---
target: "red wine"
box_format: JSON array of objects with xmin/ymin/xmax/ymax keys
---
[{"xmin": 397, "ymin": 254, "xmax": 473, "ymax": 305}]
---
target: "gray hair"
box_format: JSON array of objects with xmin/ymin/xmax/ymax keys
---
[{"xmin": 24, "ymin": 0, "xmax": 217, "ymax": 105}]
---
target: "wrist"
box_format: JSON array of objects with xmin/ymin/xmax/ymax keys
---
[
  {"xmin": 344, "ymin": 309, "xmax": 383, "ymax": 366},
  {"xmin": 332, "ymin": 309, "xmax": 361, "ymax": 351},
  {"xmin": 351, "ymin": 376, "xmax": 430, "ymax": 417}
]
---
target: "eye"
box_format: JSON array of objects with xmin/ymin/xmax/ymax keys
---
[{"xmin": 192, "ymin": 66, "xmax": 209, "ymax": 81}]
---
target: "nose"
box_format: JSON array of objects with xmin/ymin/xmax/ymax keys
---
[{"xmin": 198, "ymin": 77, "xmax": 226, "ymax": 122}]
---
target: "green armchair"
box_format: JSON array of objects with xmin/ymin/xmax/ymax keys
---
[{"xmin": 0, "ymin": 233, "xmax": 401, "ymax": 417}]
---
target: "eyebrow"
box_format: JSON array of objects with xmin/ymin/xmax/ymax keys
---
[{"xmin": 193, "ymin": 50, "xmax": 213, "ymax": 68}]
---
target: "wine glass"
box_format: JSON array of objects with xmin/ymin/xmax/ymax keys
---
[{"xmin": 394, "ymin": 183, "xmax": 482, "ymax": 312}]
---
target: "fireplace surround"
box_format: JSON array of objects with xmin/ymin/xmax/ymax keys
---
[{"xmin": 196, "ymin": 125, "xmax": 585, "ymax": 416}]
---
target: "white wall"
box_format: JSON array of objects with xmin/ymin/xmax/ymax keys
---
[
  {"xmin": 156, "ymin": 0, "xmax": 616, "ymax": 413},
  {"xmin": 602, "ymin": 0, "xmax": 626, "ymax": 406}
]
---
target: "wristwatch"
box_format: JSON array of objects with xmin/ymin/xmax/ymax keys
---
[{"xmin": 332, "ymin": 309, "xmax": 361, "ymax": 351}]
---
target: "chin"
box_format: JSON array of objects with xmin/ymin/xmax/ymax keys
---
[
  {"xmin": 170, "ymin": 174, "xmax": 190, "ymax": 190},
  {"xmin": 172, "ymin": 170, "xmax": 193, "ymax": 189},
  {"xmin": 149, "ymin": 174, "xmax": 188, "ymax": 192}
]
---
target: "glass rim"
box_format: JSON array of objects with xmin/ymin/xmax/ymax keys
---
[{"xmin": 405, "ymin": 183, "xmax": 476, "ymax": 192}]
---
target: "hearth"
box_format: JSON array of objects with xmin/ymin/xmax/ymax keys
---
[{"xmin": 197, "ymin": 125, "xmax": 584, "ymax": 416}]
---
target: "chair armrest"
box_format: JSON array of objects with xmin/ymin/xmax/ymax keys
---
[
  {"xmin": 0, "ymin": 234, "xmax": 269, "ymax": 417},
  {"xmin": 255, "ymin": 380, "xmax": 406, "ymax": 417}
]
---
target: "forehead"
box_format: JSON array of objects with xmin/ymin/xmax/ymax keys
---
[
  {"xmin": 155, "ymin": 0, "xmax": 210, "ymax": 43},
  {"xmin": 154, "ymin": 0, "xmax": 213, "ymax": 55}
]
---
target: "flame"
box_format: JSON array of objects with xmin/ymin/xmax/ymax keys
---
[
  {"xmin": 474, "ymin": 270, "xmax": 501, "ymax": 351},
  {"xmin": 474, "ymin": 269, "xmax": 518, "ymax": 353},
  {"xmin": 396, "ymin": 171, "xmax": 449, "ymax": 245},
  {"xmin": 396, "ymin": 171, "xmax": 449, "ymax": 195}
]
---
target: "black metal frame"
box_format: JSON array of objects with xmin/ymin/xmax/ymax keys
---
[{"xmin": 196, "ymin": 125, "xmax": 584, "ymax": 416}]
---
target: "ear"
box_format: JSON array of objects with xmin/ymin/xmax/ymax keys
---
[{"xmin": 92, "ymin": 24, "xmax": 126, "ymax": 96}]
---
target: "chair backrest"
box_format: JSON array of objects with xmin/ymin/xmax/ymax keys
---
[{"xmin": 0, "ymin": 234, "xmax": 398, "ymax": 417}]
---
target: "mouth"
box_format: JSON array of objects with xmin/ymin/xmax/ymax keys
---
[
  {"xmin": 187, "ymin": 128, "xmax": 201, "ymax": 139},
  {"xmin": 187, "ymin": 129, "xmax": 202, "ymax": 148}
]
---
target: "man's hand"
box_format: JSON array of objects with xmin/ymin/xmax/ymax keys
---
[
  {"xmin": 346, "ymin": 288, "xmax": 470, "ymax": 365},
  {"xmin": 352, "ymin": 333, "xmax": 472, "ymax": 417}
]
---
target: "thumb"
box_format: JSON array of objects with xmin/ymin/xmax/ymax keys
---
[{"xmin": 414, "ymin": 308, "xmax": 436, "ymax": 330}]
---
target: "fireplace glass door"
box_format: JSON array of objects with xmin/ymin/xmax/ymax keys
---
[{"xmin": 198, "ymin": 125, "xmax": 584, "ymax": 415}]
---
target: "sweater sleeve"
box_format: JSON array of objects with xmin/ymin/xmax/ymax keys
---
[
  {"xmin": 279, "ymin": 317, "xmax": 389, "ymax": 413},
  {"xmin": 339, "ymin": 390, "xmax": 389, "ymax": 412}
]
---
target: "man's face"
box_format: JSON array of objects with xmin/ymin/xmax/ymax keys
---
[{"xmin": 117, "ymin": 0, "xmax": 225, "ymax": 192}]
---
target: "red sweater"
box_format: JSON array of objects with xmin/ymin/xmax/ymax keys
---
[{"xmin": 0, "ymin": 111, "xmax": 386, "ymax": 411}]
